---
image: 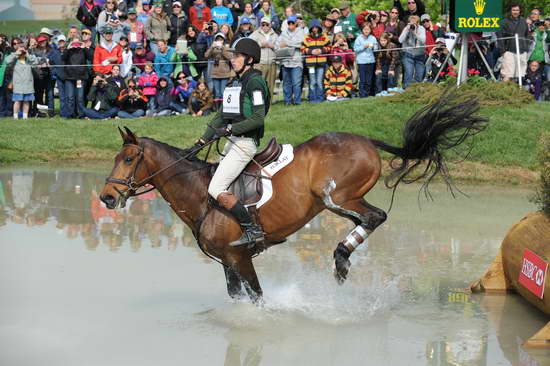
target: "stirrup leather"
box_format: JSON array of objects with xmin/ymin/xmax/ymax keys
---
[{"xmin": 229, "ymin": 223, "xmax": 264, "ymax": 247}]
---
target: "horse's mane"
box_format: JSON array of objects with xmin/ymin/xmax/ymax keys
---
[{"xmin": 137, "ymin": 137, "xmax": 208, "ymax": 163}]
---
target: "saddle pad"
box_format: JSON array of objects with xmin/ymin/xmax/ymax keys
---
[{"xmin": 250, "ymin": 144, "xmax": 294, "ymax": 209}]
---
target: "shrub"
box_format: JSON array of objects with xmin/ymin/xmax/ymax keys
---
[{"xmin": 533, "ymin": 133, "xmax": 550, "ymax": 216}]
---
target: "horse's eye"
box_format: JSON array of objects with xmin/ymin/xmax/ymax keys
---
[{"xmin": 125, "ymin": 157, "xmax": 133, "ymax": 163}]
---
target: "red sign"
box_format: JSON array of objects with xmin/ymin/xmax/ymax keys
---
[{"xmin": 518, "ymin": 249, "xmax": 548, "ymax": 299}]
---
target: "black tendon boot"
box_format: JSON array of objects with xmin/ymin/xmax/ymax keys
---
[{"xmin": 228, "ymin": 201, "xmax": 264, "ymax": 247}]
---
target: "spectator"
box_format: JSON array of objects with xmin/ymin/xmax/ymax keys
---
[
  {"xmin": 67, "ymin": 25, "xmax": 80, "ymax": 42},
  {"xmin": 219, "ymin": 22, "xmax": 234, "ymax": 42},
  {"xmin": 137, "ymin": 0, "xmax": 154, "ymax": 25},
  {"xmin": 63, "ymin": 38, "xmax": 91, "ymax": 118},
  {"xmin": 198, "ymin": 20, "xmax": 218, "ymax": 89},
  {"xmin": 323, "ymin": 55, "xmax": 352, "ymax": 101},
  {"xmin": 393, "ymin": 0, "xmax": 425, "ymax": 23},
  {"xmin": 50, "ymin": 37, "xmax": 67, "ymax": 117},
  {"xmin": 132, "ymin": 42, "xmax": 155, "ymax": 74},
  {"xmin": 276, "ymin": 15, "xmax": 304, "ymax": 105},
  {"xmin": 399, "ymin": 15, "xmax": 426, "ymax": 88},
  {"xmin": 204, "ymin": 32, "xmax": 232, "ymax": 108},
  {"xmin": 364, "ymin": 12, "xmax": 383, "ymax": 39},
  {"xmin": 125, "ymin": 7, "xmax": 146, "ymax": 49},
  {"xmin": 5, "ymin": 45, "xmax": 38, "ymax": 119},
  {"xmin": 189, "ymin": 0, "xmax": 213, "ymax": 32},
  {"xmin": 147, "ymin": 76, "xmax": 184, "ymax": 116},
  {"xmin": 337, "ymin": 1, "xmax": 359, "ymax": 46},
  {"xmin": 188, "ymin": 79, "xmax": 213, "ymax": 116},
  {"xmin": 153, "ymin": 39, "xmax": 176, "ymax": 78},
  {"xmin": 374, "ymin": 11, "xmax": 389, "ymax": 39},
  {"xmin": 93, "ymin": 26, "xmax": 123, "ymax": 75},
  {"xmin": 107, "ymin": 64, "xmax": 127, "ymax": 95},
  {"xmin": 332, "ymin": 33, "xmax": 355, "ymax": 70},
  {"xmin": 82, "ymin": 73, "xmax": 119, "ymax": 119},
  {"xmin": 280, "ymin": 6, "xmax": 295, "ymax": 33},
  {"xmin": 525, "ymin": 60, "xmax": 543, "ymax": 101},
  {"xmin": 322, "ymin": 13, "xmax": 338, "ymax": 43},
  {"xmin": 250, "ymin": 16, "xmax": 278, "ymax": 98},
  {"xmin": 528, "ymin": 8, "xmax": 542, "ymax": 32},
  {"xmin": 302, "ymin": 19, "xmax": 331, "ymax": 103},
  {"xmin": 172, "ymin": 70, "xmax": 196, "ymax": 108},
  {"xmin": 81, "ymin": 28, "xmax": 95, "ymax": 50},
  {"xmin": 425, "ymin": 38, "xmax": 456, "ymax": 81},
  {"xmin": 97, "ymin": 0, "xmax": 129, "ymax": 43},
  {"xmin": 239, "ymin": 3, "xmax": 258, "ymax": 28},
  {"xmin": 31, "ymin": 34, "xmax": 56, "ymax": 117},
  {"xmin": 0, "ymin": 36, "xmax": 11, "ymax": 117},
  {"xmin": 173, "ymin": 35, "xmax": 198, "ymax": 79},
  {"xmin": 116, "ymin": 78, "xmax": 148, "ymax": 118},
  {"xmin": 227, "ymin": 0, "xmax": 244, "ymax": 31},
  {"xmin": 77, "ymin": 0, "xmax": 101, "ymax": 42},
  {"xmin": 169, "ymin": 1, "xmax": 189, "ymax": 46},
  {"xmin": 186, "ymin": 25, "xmax": 208, "ymax": 81},
  {"xmin": 497, "ymin": 3, "xmax": 530, "ymax": 82},
  {"xmin": 385, "ymin": 7, "xmax": 406, "ymax": 46},
  {"xmin": 211, "ymin": 0, "xmax": 234, "ymax": 27},
  {"xmin": 138, "ymin": 62, "xmax": 159, "ymax": 108},
  {"xmin": 257, "ymin": 1, "xmax": 279, "ymax": 32},
  {"xmin": 375, "ymin": 32, "xmax": 399, "ymax": 95},
  {"xmin": 232, "ymin": 17, "xmax": 254, "ymax": 43},
  {"xmin": 529, "ymin": 21, "xmax": 547, "ymax": 64},
  {"xmin": 354, "ymin": 24, "xmax": 378, "ymax": 97},
  {"xmin": 421, "ymin": 14, "xmax": 444, "ymax": 56},
  {"xmin": 296, "ymin": 13, "xmax": 309, "ymax": 34},
  {"xmin": 145, "ymin": 2, "xmax": 171, "ymax": 54},
  {"xmin": 119, "ymin": 36, "xmax": 133, "ymax": 77}
]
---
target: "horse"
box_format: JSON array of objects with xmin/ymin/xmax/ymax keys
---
[{"xmin": 100, "ymin": 91, "xmax": 488, "ymax": 303}]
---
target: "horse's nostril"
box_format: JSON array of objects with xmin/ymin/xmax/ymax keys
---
[{"xmin": 100, "ymin": 194, "xmax": 116, "ymax": 207}]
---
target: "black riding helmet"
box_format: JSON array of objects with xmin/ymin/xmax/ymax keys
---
[{"xmin": 230, "ymin": 38, "xmax": 261, "ymax": 64}]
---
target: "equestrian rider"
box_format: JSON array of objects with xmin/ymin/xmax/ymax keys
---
[{"xmin": 194, "ymin": 38, "xmax": 271, "ymax": 247}]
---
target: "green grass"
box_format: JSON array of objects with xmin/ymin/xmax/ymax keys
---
[
  {"xmin": 0, "ymin": 20, "xmax": 75, "ymax": 37},
  {"xmin": 1, "ymin": 98, "xmax": 549, "ymax": 175}
]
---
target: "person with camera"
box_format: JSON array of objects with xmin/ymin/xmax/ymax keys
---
[
  {"xmin": 332, "ymin": 33, "xmax": 355, "ymax": 70},
  {"xmin": 93, "ymin": 26, "xmax": 122, "ymax": 75},
  {"xmin": 77, "ymin": 0, "xmax": 102, "ymax": 43},
  {"xmin": 81, "ymin": 73, "xmax": 119, "ymax": 119},
  {"xmin": 116, "ymin": 78, "xmax": 148, "ymax": 118},
  {"xmin": 63, "ymin": 38, "xmax": 92, "ymax": 119},
  {"xmin": 204, "ymin": 32, "xmax": 233, "ymax": 109},
  {"xmin": 5, "ymin": 44, "xmax": 39, "ymax": 120},
  {"xmin": 97, "ymin": 0, "xmax": 129, "ymax": 43},
  {"xmin": 398, "ymin": 15, "xmax": 426, "ymax": 89},
  {"xmin": 146, "ymin": 1, "xmax": 171, "ymax": 54},
  {"xmin": 189, "ymin": 0, "xmax": 213, "ymax": 32},
  {"xmin": 424, "ymin": 38, "xmax": 456, "ymax": 82},
  {"xmin": 194, "ymin": 38, "xmax": 270, "ymax": 247}
]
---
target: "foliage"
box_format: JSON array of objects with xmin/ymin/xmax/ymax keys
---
[
  {"xmin": 532, "ymin": 133, "xmax": 550, "ymax": 216},
  {"xmin": 386, "ymin": 79, "xmax": 535, "ymax": 107},
  {"xmin": 503, "ymin": 1, "xmax": 550, "ymax": 17}
]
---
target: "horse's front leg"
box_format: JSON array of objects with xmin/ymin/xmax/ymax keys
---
[
  {"xmin": 223, "ymin": 264, "xmax": 244, "ymax": 299},
  {"xmin": 225, "ymin": 251, "xmax": 263, "ymax": 305}
]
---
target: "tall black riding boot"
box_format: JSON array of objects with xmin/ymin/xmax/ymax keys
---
[{"xmin": 228, "ymin": 201, "xmax": 264, "ymax": 247}]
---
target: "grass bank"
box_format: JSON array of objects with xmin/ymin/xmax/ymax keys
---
[{"xmin": 1, "ymin": 97, "xmax": 548, "ymax": 184}]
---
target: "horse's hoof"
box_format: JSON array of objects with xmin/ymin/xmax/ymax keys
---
[{"xmin": 333, "ymin": 258, "xmax": 351, "ymax": 285}]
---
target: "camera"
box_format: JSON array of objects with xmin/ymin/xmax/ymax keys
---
[{"xmin": 410, "ymin": 24, "xmax": 416, "ymax": 30}]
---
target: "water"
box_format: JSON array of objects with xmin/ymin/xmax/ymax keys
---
[{"xmin": 1, "ymin": 166, "xmax": 549, "ymax": 366}]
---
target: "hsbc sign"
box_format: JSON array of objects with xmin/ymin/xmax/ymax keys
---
[{"xmin": 518, "ymin": 249, "xmax": 548, "ymax": 299}]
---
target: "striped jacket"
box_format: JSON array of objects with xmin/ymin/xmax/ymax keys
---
[
  {"xmin": 323, "ymin": 64, "xmax": 353, "ymax": 98},
  {"xmin": 301, "ymin": 33, "xmax": 331, "ymax": 67}
]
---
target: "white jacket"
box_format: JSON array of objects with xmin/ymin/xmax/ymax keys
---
[
  {"xmin": 275, "ymin": 28, "xmax": 305, "ymax": 68},
  {"xmin": 249, "ymin": 28, "xmax": 278, "ymax": 64}
]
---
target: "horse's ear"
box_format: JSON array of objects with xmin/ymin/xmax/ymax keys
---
[
  {"xmin": 118, "ymin": 126, "xmax": 127, "ymax": 143},
  {"xmin": 123, "ymin": 126, "xmax": 138, "ymax": 145}
]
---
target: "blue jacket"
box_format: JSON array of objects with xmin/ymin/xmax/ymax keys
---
[
  {"xmin": 353, "ymin": 34, "xmax": 379, "ymax": 64},
  {"xmin": 154, "ymin": 46, "xmax": 176, "ymax": 77},
  {"xmin": 211, "ymin": 6, "xmax": 233, "ymax": 26},
  {"xmin": 49, "ymin": 47, "xmax": 65, "ymax": 81}
]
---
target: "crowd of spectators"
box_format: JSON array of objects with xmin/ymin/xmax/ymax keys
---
[{"xmin": 0, "ymin": 0, "xmax": 549, "ymax": 120}]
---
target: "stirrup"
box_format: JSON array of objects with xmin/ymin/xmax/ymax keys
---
[{"xmin": 229, "ymin": 224, "xmax": 264, "ymax": 248}]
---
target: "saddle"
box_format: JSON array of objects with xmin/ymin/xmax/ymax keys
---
[{"xmin": 228, "ymin": 136, "xmax": 283, "ymax": 206}]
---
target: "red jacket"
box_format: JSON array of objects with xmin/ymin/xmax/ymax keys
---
[
  {"xmin": 189, "ymin": 5, "xmax": 212, "ymax": 32},
  {"xmin": 424, "ymin": 24, "xmax": 440, "ymax": 55},
  {"xmin": 93, "ymin": 42, "xmax": 122, "ymax": 74}
]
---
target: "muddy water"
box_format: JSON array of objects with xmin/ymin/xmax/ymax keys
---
[{"xmin": 0, "ymin": 167, "xmax": 549, "ymax": 366}]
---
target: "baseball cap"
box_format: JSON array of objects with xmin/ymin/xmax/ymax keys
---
[
  {"xmin": 331, "ymin": 8, "xmax": 341, "ymax": 15},
  {"xmin": 261, "ymin": 16, "xmax": 271, "ymax": 24},
  {"xmin": 420, "ymin": 14, "xmax": 431, "ymax": 22},
  {"xmin": 241, "ymin": 17, "xmax": 251, "ymax": 24},
  {"xmin": 128, "ymin": 7, "xmax": 137, "ymax": 14},
  {"xmin": 135, "ymin": 42, "xmax": 144, "ymax": 48},
  {"xmin": 339, "ymin": 1, "xmax": 350, "ymax": 10},
  {"xmin": 36, "ymin": 35, "xmax": 49, "ymax": 42},
  {"xmin": 287, "ymin": 15, "xmax": 297, "ymax": 23},
  {"xmin": 102, "ymin": 25, "xmax": 114, "ymax": 34},
  {"xmin": 39, "ymin": 27, "xmax": 53, "ymax": 36},
  {"xmin": 172, "ymin": 1, "xmax": 182, "ymax": 7},
  {"xmin": 57, "ymin": 34, "xmax": 67, "ymax": 42},
  {"xmin": 81, "ymin": 28, "xmax": 92, "ymax": 35},
  {"xmin": 331, "ymin": 55, "xmax": 343, "ymax": 63},
  {"xmin": 142, "ymin": 0, "xmax": 151, "ymax": 4}
]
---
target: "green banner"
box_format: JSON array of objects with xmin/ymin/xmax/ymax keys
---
[{"xmin": 451, "ymin": 0, "xmax": 502, "ymax": 33}]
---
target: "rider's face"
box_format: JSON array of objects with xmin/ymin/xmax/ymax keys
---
[{"xmin": 231, "ymin": 53, "xmax": 246, "ymax": 72}]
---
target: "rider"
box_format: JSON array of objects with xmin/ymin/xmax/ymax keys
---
[{"xmin": 194, "ymin": 37, "xmax": 271, "ymax": 247}]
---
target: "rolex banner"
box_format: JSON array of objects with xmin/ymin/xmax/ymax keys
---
[{"xmin": 450, "ymin": 0, "xmax": 502, "ymax": 33}]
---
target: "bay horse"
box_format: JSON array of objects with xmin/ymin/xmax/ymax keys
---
[{"xmin": 100, "ymin": 92, "xmax": 487, "ymax": 303}]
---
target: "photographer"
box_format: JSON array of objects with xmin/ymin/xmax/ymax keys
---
[
  {"xmin": 204, "ymin": 32, "xmax": 232, "ymax": 109},
  {"xmin": 81, "ymin": 74, "xmax": 119, "ymax": 119},
  {"xmin": 398, "ymin": 15, "xmax": 426, "ymax": 88},
  {"xmin": 116, "ymin": 79, "xmax": 148, "ymax": 118},
  {"xmin": 5, "ymin": 44, "xmax": 39, "ymax": 119},
  {"xmin": 425, "ymin": 38, "xmax": 456, "ymax": 82},
  {"xmin": 189, "ymin": 0, "xmax": 213, "ymax": 34},
  {"xmin": 97, "ymin": 0, "xmax": 130, "ymax": 43},
  {"xmin": 63, "ymin": 39, "xmax": 91, "ymax": 119}
]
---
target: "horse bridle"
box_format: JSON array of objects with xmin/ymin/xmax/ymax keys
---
[{"xmin": 105, "ymin": 140, "xmax": 216, "ymax": 207}]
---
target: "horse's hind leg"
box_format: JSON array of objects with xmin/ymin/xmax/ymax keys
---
[
  {"xmin": 223, "ymin": 265, "xmax": 244, "ymax": 299},
  {"xmin": 323, "ymin": 193, "xmax": 387, "ymax": 284}
]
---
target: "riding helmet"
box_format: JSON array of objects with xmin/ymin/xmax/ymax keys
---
[{"xmin": 230, "ymin": 38, "xmax": 261, "ymax": 64}]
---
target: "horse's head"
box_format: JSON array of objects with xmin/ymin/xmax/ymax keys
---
[{"xmin": 100, "ymin": 127, "xmax": 149, "ymax": 209}]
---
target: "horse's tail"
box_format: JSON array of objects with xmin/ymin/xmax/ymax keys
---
[{"xmin": 370, "ymin": 89, "xmax": 489, "ymax": 197}]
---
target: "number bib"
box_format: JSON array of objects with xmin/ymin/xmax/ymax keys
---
[{"xmin": 222, "ymin": 86, "xmax": 242, "ymax": 116}]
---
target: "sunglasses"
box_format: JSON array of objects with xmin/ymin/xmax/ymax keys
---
[
  {"xmin": 178, "ymin": 77, "xmax": 186, "ymax": 80},
  {"xmin": 261, "ymin": 23, "xmax": 270, "ymax": 26}
]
